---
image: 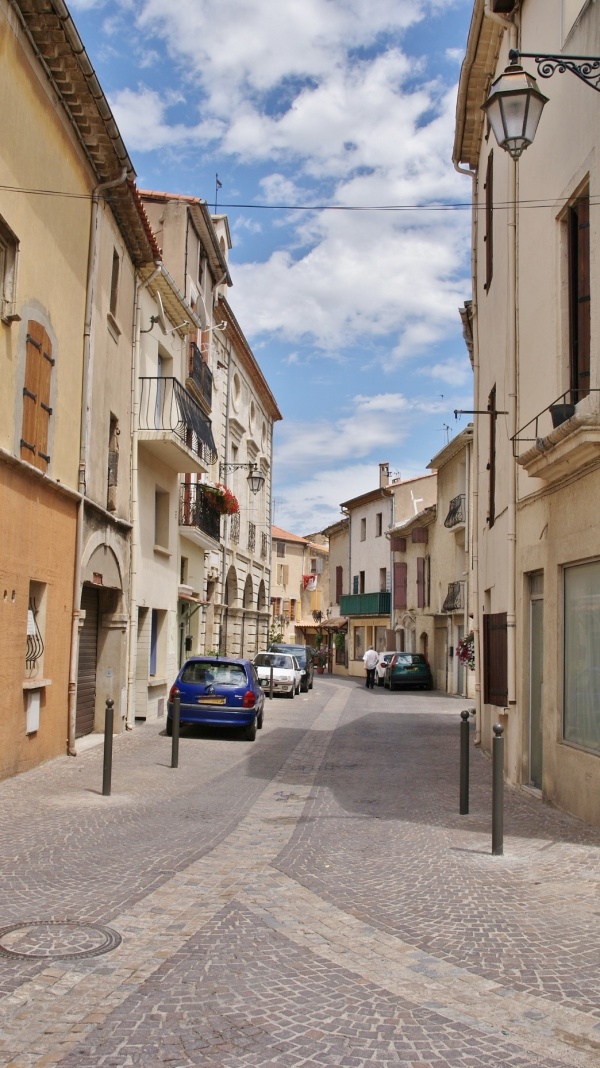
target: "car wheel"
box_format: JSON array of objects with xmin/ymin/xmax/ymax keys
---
[
  {"xmin": 166, "ymin": 718, "xmax": 173, "ymax": 737},
  {"xmin": 257, "ymin": 710, "xmax": 264, "ymax": 729},
  {"xmin": 309, "ymin": 675, "xmax": 313, "ymax": 689},
  {"xmin": 295, "ymin": 682, "xmax": 300, "ymax": 695},
  {"xmin": 301, "ymin": 680, "xmax": 308, "ymax": 692},
  {"xmin": 245, "ymin": 719, "xmax": 257, "ymax": 741},
  {"xmin": 287, "ymin": 686, "xmax": 294, "ymax": 699}
]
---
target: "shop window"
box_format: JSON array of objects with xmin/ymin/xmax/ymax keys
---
[{"xmin": 564, "ymin": 560, "xmax": 600, "ymax": 752}]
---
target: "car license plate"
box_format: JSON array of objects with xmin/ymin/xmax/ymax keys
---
[{"xmin": 197, "ymin": 696, "xmax": 225, "ymax": 704}]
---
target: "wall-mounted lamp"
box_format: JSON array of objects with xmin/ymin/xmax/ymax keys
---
[
  {"xmin": 219, "ymin": 461, "xmax": 265, "ymax": 495},
  {"xmin": 483, "ymin": 49, "xmax": 600, "ymax": 160}
]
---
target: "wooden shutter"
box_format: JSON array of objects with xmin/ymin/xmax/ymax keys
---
[
  {"xmin": 335, "ymin": 565, "xmax": 343, "ymax": 602},
  {"xmin": 412, "ymin": 527, "xmax": 428, "ymax": 544},
  {"xmin": 394, "ymin": 562, "xmax": 407, "ymax": 610},
  {"xmin": 391, "ymin": 536, "xmax": 406, "ymax": 552},
  {"xmin": 483, "ymin": 612, "xmax": 508, "ymax": 706},
  {"xmin": 484, "ymin": 151, "xmax": 493, "ymax": 291},
  {"xmin": 569, "ymin": 192, "xmax": 590, "ymax": 399},
  {"xmin": 21, "ymin": 322, "xmax": 53, "ymax": 471},
  {"xmin": 416, "ymin": 558, "xmax": 425, "ymax": 608}
]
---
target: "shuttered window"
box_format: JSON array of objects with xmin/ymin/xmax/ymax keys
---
[
  {"xmin": 417, "ymin": 558, "xmax": 425, "ymax": 608},
  {"xmin": 483, "ymin": 612, "xmax": 508, "ymax": 706},
  {"xmin": 568, "ymin": 189, "xmax": 590, "ymax": 400},
  {"xmin": 484, "ymin": 151, "xmax": 493, "ymax": 291},
  {"xmin": 335, "ymin": 565, "xmax": 343, "ymax": 602},
  {"xmin": 21, "ymin": 322, "xmax": 53, "ymax": 471},
  {"xmin": 394, "ymin": 562, "xmax": 407, "ymax": 610}
]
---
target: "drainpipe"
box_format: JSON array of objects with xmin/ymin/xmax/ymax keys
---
[
  {"xmin": 67, "ymin": 169, "xmax": 128, "ymax": 757},
  {"xmin": 219, "ymin": 332, "xmax": 233, "ymax": 653},
  {"xmin": 125, "ymin": 264, "xmax": 162, "ymax": 729}
]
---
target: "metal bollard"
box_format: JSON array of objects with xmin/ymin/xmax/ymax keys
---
[
  {"xmin": 459, "ymin": 709, "xmax": 471, "ymax": 815},
  {"xmin": 269, "ymin": 665, "xmax": 274, "ymax": 700},
  {"xmin": 492, "ymin": 722, "xmax": 504, "ymax": 855},
  {"xmin": 171, "ymin": 692, "xmax": 180, "ymax": 769},
  {"xmin": 102, "ymin": 698, "xmax": 114, "ymax": 797}
]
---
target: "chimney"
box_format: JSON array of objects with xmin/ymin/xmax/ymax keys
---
[{"xmin": 379, "ymin": 462, "xmax": 389, "ymax": 488}]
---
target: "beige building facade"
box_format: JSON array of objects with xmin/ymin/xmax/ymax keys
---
[
  {"xmin": 270, "ymin": 527, "xmax": 329, "ymax": 649},
  {"xmin": 454, "ymin": 0, "xmax": 600, "ymax": 823}
]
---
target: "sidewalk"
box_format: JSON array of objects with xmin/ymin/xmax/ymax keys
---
[{"xmin": 0, "ymin": 679, "xmax": 599, "ymax": 1067}]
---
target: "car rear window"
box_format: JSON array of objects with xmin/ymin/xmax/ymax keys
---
[
  {"xmin": 255, "ymin": 654, "xmax": 292, "ymax": 669},
  {"xmin": 181, "ymin": 661, "xmax": 247, "ymax": 686},
  {"xmin": 395, "ymin": 655, "xmax": 426, "ymax": 665}
]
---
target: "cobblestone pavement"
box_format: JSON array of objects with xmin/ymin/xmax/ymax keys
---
[{"xmin": 0, "ymin": 678, "xmax": 599, "ymax": 1067}]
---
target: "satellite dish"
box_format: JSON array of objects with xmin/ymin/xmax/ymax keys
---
[{"xmin": 155, "ymin": 291, "xmax": 168, "ymax": 335}]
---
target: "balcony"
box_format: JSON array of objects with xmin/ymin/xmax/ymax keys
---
[
  {"xmin": 138, "ymin": 377, "xmax": 217, "ymax": 472},
  {"xmin": 339, "ymin": 591, "xmax": 390, "ymax": 617},
  {"xmin": 442, "ymin": 582, "xmax": 464, "ymax": 613},
  {"xmin": 187, "ymin": 342, "xmax": 213, "ymax": 412},
  {"xmin": 513, "ymin": 388, "xmax": 600, "ymax": 484},
  {"xmin": 179, "ymin": 483, "xmax": 221, "ymax": 544},
  {"xmin": 260, "ymin": 531, "xmax": 268, "ymax": 559},
  {"xmin": 444, "ymin": 493, "xmax": 465, "ymax": 528},
  {"xmin": 247, "ymin": 521, "xmax": 256, "ymax": 552}
]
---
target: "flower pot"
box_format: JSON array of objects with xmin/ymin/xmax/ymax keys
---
[{"xmin": 549, "ymin": 403, "xmax": 575, "ymax": 429}]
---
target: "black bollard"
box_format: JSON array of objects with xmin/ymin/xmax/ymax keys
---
[
  {"xmin": 269, "ymin": 665, "xmax": 274, "ymax": 700},
  {"xmin": 492, "ymin": 722, "xmax": 504, "ymax": 855},
  {"xmin": 102, "ymin": 698, "xmax": 114, "ymax": 797},
  {"xmin": 171, "ymin": 691, "xmax": 180, "ymax": 769},
  {"xmin": 459, "ymin": 709, "xmax": 471, "ymax": 815}
]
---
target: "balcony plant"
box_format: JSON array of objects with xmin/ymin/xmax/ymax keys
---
[
  {"xmin": 456, "ymin": 630, "xmax": 475, "ymax": 671},
  {"xmin": 313, "ymin": 649, "xmax": 328, "ymax": 673},
  {"xmin": 202, "ymin": 481, "xmax": 239, "ymax": 516}
]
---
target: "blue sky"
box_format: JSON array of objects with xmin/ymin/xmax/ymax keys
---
[{"xmin": 70, "ymin": 0, "xmax": 475, "ymax": 534}]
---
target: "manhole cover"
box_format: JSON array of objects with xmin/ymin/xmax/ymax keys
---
[{"xmin": 0, "ymin": 920, "xmax": 122, "ymax": 960}]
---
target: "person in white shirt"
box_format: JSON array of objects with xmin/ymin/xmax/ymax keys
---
[{"xmin": 363, "ymin": 646, "xmax": 379, "ymax": 689}]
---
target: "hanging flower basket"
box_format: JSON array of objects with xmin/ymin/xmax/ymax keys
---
[
  {"xmin": 203, "ymin": 482, "xmax": 239, "ymax": 516},
  {"xmin": 456, "ymin": 630, "xmax": 475, "ymax": 671}
]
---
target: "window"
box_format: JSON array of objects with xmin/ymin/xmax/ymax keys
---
[
  {"xmin": 394, "ymin": 562, "xmax": 407, "ymax": 610},
  {"xmin": 483, "ymin": 613, "xmax": 507, "ymax": 705},
  {"xmin": 360, "ymin": 517, "xmax": 366, "ymax": 541},
  {"xmin": 107, "ymin": 414, "xmax": 119, "ymax": 512},
  {"xmin": 417, "ymin": 558, "xmax": 425, "ymax": 609},
  {"xmin": 564, "ymin": 560, "xmax": 600, "ymax": 752},
  {"xmin": 21, "ymin": 322, "xmax": 53, "ymax": 471},
  {"xmin": 375, "ymin": 512, "xmax": 382, "ymax": 537},
  {"xmin": 276, "ymin": 541, "xmax": 285, "ymax": 558},
  {"xmin": 484, "ymin": 152, "xmax": 493, "ymax": 291},
  {"xmin": 149, "ymin": 609, "xmax": 166, "ymax": 677},
  {"xmin": 109, "ymin": 249, "xmax": 120, "ymax": 319},
  {"xmin": 379, "ymin": 567, "xmax": 387, "ymax": 592},
  {"xmin": 353, "ymin": 575, "xmax": 359, "ymax": 595},
  {"xmin": 26, "ymin": 580, "xmax": 46, "ymax": 678},
  {"xmin": 154, "ymin": 489, "xmax": 170, "ymax": 550},
  {"xmin": 359, "ymin": 571, "xmax": 365, "ymax": 594},
  {"xmin": 271, "ymin": 596, "xmax": 282, "ymax": 616},
  {"xmin": 277, "ymin": 564, "xmax": 289, "ymax": 585},
  {"xmin": 354, "ymin": 626, "xmax": 365, "ymax": 660},
  {"xmin": 0, "ymin": 214, "xmax": 19, "ymax": 321},
  {"xmin": 567, "ymin": 188, "xmax": 590, "ymax": 401},
  {"xmin": 487, "ymin": 385, "xmax": 496, "ymax": 528},
  {"xmin": 335, "ymin": 566, "xmax": 343, "ymax": 602}
]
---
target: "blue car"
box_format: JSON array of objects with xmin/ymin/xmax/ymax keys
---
[{"xmin": 167, "ymin": 656, "xmax": 265, "ymax": 741}]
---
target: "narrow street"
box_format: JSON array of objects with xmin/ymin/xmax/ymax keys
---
[{"xmin": 0, "ymin": 678, "xmax": 599, "ymax": 1068}]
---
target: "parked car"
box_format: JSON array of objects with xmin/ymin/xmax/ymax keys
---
[
  {"xmin": 269, "ymin": 643, "xmax": 314, "ymax": 692},
  {"xmin": 376, "ymin": 652, "xmax": 395, "ymax": 686},
  {"xmin": 384, "ymin": 653, "xmax": 433, "ymax": 691},
  {"xmin": 167, "ymin": 656, "xmax": 264, "ymax": 740},
  {"xmin": 253, "ymin": 652, "xmax": 302, "ymax": 698}
]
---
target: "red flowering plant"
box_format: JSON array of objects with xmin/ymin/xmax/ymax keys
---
[
  {"xmin": 202, "ymin": 481, "xmax": 239, "ymax": 516},
  {"xmin": 456, "ymin": 631, "xmax": 475, "ymax": 671}
]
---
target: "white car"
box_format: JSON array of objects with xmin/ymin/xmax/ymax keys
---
[
  {"xmin": 253, "ymin": 652, "xmax": 302, "ymax": 698},
  {"xmin": 376, "ymin": 652, "xmax": 395, "ymax": 686}
]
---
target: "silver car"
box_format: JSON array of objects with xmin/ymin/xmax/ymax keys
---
[{"xmin": 253, "ymin": 652, "xmax": 302, "ymax": 698}]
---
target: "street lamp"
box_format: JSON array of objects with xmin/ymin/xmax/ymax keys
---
[
  {"xmin": 483, "ymin": 49, "xmax": 600, "ymax": 160},
  {"xmin": 219, "ymin": 461, "xmax": 265, "ymax": 495}
]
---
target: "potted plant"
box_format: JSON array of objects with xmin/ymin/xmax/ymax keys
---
[
  {"xmin": 456, "ymin": 631, "xmax": 475, "ymax": 671},
  {"xmin": 314, "ymin": 649, "xmax": 328, "ymax": 673},
  {"xmin": 202, "ymin": 481, "xmax": 239, "ymax": 515}
]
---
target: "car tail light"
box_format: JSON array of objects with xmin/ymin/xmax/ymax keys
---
[
  {"xmin": 169, "ymin": 685, "xmax": 180, "ymax": 702},
  {"xmin": 242, "ymin": 689, "xmax": 256, "ymax": 708}
]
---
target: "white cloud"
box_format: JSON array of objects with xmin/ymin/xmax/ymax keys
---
[{"xmin": 420, "ymin": 357, "xmax": 472, "ymax": 386}]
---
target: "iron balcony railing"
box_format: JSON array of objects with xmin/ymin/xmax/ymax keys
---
[
  {"xmin": 442, "ymin": 581, "xmax": 464, "ymax": 613},
  {"xmin": 139, "ymin": 376, "xmax": 217, "ymax": 464},
  {"xmin": 188, "ymin": 342, "xmax": 213, "ymax": 411},
  {"xmin": 229, "ymin": 512, "xmax": 240, "ymax": 543},
  {"xmin": 179, "ymin": 483, "xmax": 221, "ymax": 541},
  {"xmin": 444, "ymin": 493, "xmax": 466, "ymax": 528},
  {"xmin": 247, "ymin": 522, "xmax": 256, "ymax": 552},
  {"xmin": 512, "ymin": 388, "xmax": 600, "ymax": 460}
]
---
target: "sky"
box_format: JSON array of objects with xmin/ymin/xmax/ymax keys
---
[{"xmin": 69, "ymin": 0, "xmax": 476, "ymax": 535}]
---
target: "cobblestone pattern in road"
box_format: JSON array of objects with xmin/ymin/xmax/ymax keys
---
[{"xmin": 0, "ymin": 680, "xmax": 599, "ymax": 1067}]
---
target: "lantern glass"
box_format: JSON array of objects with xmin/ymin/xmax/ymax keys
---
[{"xmin": 482, "ymin": 64, "xmax": 548, "ymax": 160}]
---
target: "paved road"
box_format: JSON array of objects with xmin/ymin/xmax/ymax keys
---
[{"xmin": 0, "ymin": 677, "xmax": 599, "ymax": 1067}]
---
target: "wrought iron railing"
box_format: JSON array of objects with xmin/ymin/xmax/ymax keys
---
[
  {"xmin": 261, "ymin": 531, "xmax": 268, "ymax": 559},
  {"xmin": 512, "ymin": 388, "xmax": 600, "ymax": 459},
  {"xmin": 179, "ymin": 484, "xmax": 221, "ymax": 541},
  {"xmin": 188, "ymin": 342, "xmax": 213, "ymax": 410},
  {"xmin": 247, "ymin": 522, "xmax": 256, "ymax": 552},
  {"xmin": 26, "ymin": 598, "xmax": 44, "ymax": 667},
  {"xmin": 229, "ymin": 512, "xmax": 240, "ymax": 543},
  {"xmin": 444, "ymin": 493, "xmax": 466, "ymax": 528},
  {"xmin": 138, "ymin": 376, "xmax": 217, "ymax": 464},
  {"xmin": 442, "ymin": 581, "xmax": 464, "ymax": 613}
]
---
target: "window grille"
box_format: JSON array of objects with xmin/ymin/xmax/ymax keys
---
[{"xmin": 26, "ymin": 598, "xmax": 44, "ymax": 666}]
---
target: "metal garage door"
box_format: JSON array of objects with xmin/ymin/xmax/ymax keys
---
[{"xmin": 76, "ymin": 586, "xmax": 99, "ymax": 738}]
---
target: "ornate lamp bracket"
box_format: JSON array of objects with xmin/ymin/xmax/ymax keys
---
[{"xmin": 509, "ymin": 49, "xmax": 600, "ymax": 92}]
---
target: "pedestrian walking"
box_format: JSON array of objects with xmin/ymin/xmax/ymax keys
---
[{"xmin": 363, "ymin": 645, "xmax": 378, "ymax": 689}]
